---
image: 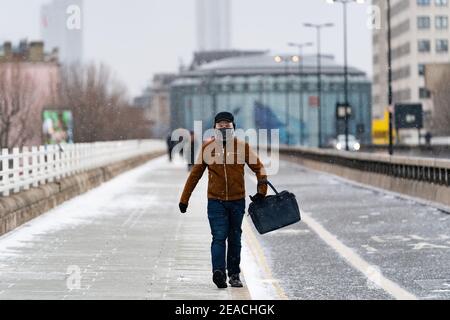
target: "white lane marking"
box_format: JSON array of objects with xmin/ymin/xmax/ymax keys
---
[
  {"xmin": 408, "ymin": 242, "xmax": 450, "ymax": 250},
  {"xmin": 302, "ymin": 211, "xmax": 418, "ymax": 300},
  {"xmin": 362, "ymin": 244, "xmax": 378, "ymax": 253},
  {"xmin": 265, "ymin": 162, "xmax": 420, "ymax": 299}
]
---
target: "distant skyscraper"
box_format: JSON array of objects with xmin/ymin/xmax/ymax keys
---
[
  {"xmin": 41, "ymin": 0, "xmax": 83, "ymax": 64},
  {"xmin": 196, "ymin": 0, "xmax": 231, "ymax": 51}
]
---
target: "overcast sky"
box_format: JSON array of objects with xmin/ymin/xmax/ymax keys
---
[{"xmin": 0, "ymin": 0, "xmax": 373, "ymax": 97}]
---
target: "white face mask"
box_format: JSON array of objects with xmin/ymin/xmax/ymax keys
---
[{"xmin": 215, "ymin": 128, "xmax": 235, "ymax": 141}]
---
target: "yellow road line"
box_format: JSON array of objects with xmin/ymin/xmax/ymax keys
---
[{"xmin": 243, "ymin": 217, "xmax": 288, "ymax": 300}]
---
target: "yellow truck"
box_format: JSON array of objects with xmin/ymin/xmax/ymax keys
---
[{"xmin": 372, "ymin": 109, "xmax": 396, "ymax": 145}]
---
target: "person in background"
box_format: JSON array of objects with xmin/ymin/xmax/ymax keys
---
[{"xmin": 425, "ymin": 131, "xmax": 432, "ymax": 148}]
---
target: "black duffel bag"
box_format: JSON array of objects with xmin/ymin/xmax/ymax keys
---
[{"xmin": 248, "ymin": 180, "xmax": 301, "ymax": 235}]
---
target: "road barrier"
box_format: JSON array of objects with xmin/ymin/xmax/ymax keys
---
[
  {"xmin": 361, "ymin": 144, "xmax": 450, "ymax": 159},
  {"xmin": 280, "ymin": 146, "xmax": 450, "ymax": 207}
]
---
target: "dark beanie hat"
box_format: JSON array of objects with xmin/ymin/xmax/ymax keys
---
[{"xmin": 214, "ymin": 111, "xmax": 234, "ymax": 124}]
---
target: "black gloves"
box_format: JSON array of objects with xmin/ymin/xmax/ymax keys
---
[
  {"xmin": 250, "ymin": 193, "xmax": 265, "ymax": 203},
  {"xmin": 179, "ymin": 202, "xmax": 188, "ymax": 213}
]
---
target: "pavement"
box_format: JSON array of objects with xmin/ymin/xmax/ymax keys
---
[
  {"xmin": 0, "ymin": 155, "xmax": 251, "ymax": 299},
  {"xmin": 0, "ymin": 153, "xmax": 449, "ymax": 300}
]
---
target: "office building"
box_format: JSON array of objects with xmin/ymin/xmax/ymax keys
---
[
  {"xmin": 170, "ymin": 52, "xmax": 372, "ymax": 147},
  {"xmin": 372, "ymin": 0, "xmax": 450, "ymax": 138},
  {"xmin": 41, "ymin": 0, "xmax": 83, "ymax": 64},
  {"xmin": 196, "ymin": 0, "xmax": 231, "ymax": 51}
]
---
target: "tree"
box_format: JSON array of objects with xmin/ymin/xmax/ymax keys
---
[
  {"xmin": 59, "ymin": 63, "xmax": 151, "ymax": 142},
  {"xmin": 0, "ymin": 64, "xmax": 38, "ymax": 148}
]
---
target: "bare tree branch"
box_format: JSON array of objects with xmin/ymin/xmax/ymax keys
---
[
  {"xmin": 0, "ymin": 64, "xmax": 37, "ymax": 148},
  {"xmin": 59, "ymin": 62, "xmax": 151, "ymax": 142}
]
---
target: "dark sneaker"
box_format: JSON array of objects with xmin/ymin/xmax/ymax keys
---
[
  {"xmin": 228, "ymin": 274, "xmax": 243, "ymax": 287},
  {"xmin": 212, "ymin": 270, "xmax": 227, "ymax": 289}
]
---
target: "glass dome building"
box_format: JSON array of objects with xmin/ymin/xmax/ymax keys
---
[{"xmin": 170, "ymin": 52, "xmax": 372, "ymax": 147}]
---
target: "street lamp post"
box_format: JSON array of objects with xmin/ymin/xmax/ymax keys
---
[
  {"xmin": 284, "ymin": 58, "xmax": 290, "ymax": 146},
  {"xmin": 387, "ymin": 0, "xmax": 394, "ymax": 155},
  {"xmin": 288, "ymin": 42, "xmax": 313, "ymax": 145},
  {"xmin": 206, "ymin": 71, "xmax": 217, "ymax": 119},
  {"xmin": 257, "ymin": 76, "xmax": 264, "ymax": 104},
  {"xmin": 326, "ymin": 0, "xmax": 365, "ymax": 151},
  {"xmin": 304, "ymin": 22, "xmax": 334, "ymax": 148}
]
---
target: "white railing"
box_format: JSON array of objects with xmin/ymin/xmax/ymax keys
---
[{"xmin": 0, "ymin": 139, "xmax": 166, "ymax": 197}]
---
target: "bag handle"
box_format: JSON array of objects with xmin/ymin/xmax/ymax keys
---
[{"xmin": 257, "ymin": 179, "xmax": 279, "ymax": 195}]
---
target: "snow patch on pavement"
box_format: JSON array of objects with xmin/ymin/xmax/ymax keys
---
[{"xmin": 0, "ymin": 156, "xmax": 167, "ymax": 258}]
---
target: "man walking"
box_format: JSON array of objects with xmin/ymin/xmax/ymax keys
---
[{"xmin": 178, "ymin": 111, "xmax": 267, "ymax": 289}]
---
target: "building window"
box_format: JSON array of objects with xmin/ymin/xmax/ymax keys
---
[
  {"xmin": 393, "ymin": 88, "xmax": 412, "ymax": 101},
  {"xmin": 418, "ymin": 64, "xmax": 425, "ymax": 76},
  {"xmin": 392, "ymin": 42, "xmax": 411, "ymax": 60},
  {"xmin": 417, "ymin": 0, "xmax": 431, "ymax": 5},
  {"xmin": 392, "ymin": 0, "xmax": 410, "ymax": 17},
  {"xmin": 418, "ymin": 39, "xmax": 431, "ymax": 52},
  {"xmin": 417, "ymin": 16, "xmax": 431, "ymax": 29},
  {"xmin": 436, "ymin": 0, "xmax": 448, "ymax": 6},
  {"xmin": 419, "ymin": 87, "xmax": 431, "ymax": 99},
  {"xmin": 435, "ymin": 16, "xmax": 448, "ymax": 29},
  {"xmin": 392, "ymin": 19, "xmax": 410, "ymax": 38},
  {"xmin": 392, "ymin": 65, "xmax": 411, "ymax": 81},
  {"xmin": 436, "ymin": 39, "xmax": 449, "ymax": 52}
]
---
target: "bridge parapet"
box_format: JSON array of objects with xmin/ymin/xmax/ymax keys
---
[
  {"xmin": 280, "ymin": 146, "xmax": 450, "ymax": 207},
  {"xmin": 280, "ymin": 146, "xmax": 450, "ymax": 186}
]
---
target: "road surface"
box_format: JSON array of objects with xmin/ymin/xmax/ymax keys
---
[{"xmin": 0, "ymin": 154, "xmax": 449, "ymax": 300}]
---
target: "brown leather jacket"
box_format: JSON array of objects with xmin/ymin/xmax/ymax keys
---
[{"xmin": 180, "ymin": 137, "xmax": 267, "ymax": 204}]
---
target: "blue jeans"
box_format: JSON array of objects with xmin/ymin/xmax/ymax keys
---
[{"xmin": 207, "ymin": 198, "xmax": 246, "ymax": 275}]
